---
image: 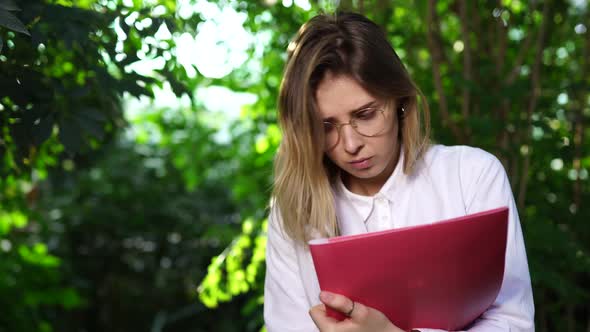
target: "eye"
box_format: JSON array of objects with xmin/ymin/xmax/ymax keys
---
[
  {"xmin": 354, "ymin": 108, "xmax": 378, "ymax": 120},
  {"xmin": 323, "ymin": 122, "xmax": 335, "ymax": 132}
]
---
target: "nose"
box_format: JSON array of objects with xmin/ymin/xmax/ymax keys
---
[{"xmin": 340, "ymin": 124, "xmax": 364, "ymax": 154}]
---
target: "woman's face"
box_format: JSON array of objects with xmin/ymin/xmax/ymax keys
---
[{"xmin": 315, "ymin": 73, "xmax": 401, "ymax": 196}]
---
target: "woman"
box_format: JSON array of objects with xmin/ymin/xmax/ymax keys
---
[{"xmin": 264, "ymin": 12, "xmax": 534, "ymax": 332}]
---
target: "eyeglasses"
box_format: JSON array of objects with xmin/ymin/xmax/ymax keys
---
[{"xmin": 322, "ymin": 106, "xmax": 389, "ymax": 150}]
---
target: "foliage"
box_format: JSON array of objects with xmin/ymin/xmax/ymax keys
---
[
  {"xmin": 0, "ymin": 0, "xmax": 203, "ymax": 331},
  {"xmin": 0, "ymin": 0, "xmax": 588, "ymax": 332},
  {"xmin": 31, "ymin": 125, "xmax": 247, "ymax": 332}
]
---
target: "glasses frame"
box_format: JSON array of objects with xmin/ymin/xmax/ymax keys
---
[{"xmin": 322, "ymin": 106, "xmax": 389, "ymax": 150}]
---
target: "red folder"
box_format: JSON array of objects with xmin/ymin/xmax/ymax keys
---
[{"xmin": 309, "ymin": 207, "xmax": 508, "ymax": 331}]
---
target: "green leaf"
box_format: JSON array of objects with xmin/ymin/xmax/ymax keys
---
[
  {"xmin": 0, "ymin": 0, "xmax": 19, "ymax": 11},
  {"xmin": 255, "ymin": 136, "xmax": 269, "ymax": 154},
  {"xmin": 0, "ymin": 9, "xmax": 30, "ymax": 35},
  {"xmin": 60, "ymin": 288, "xmax": 83, "ymax": 309},
  {"xmin": 0, "ymin": 36, "xmax": 3, "ymax": 53},
  {"xmin": 163, "ymin": 0, "xmax": 176, "ymax": 13},
  {"xmin": 0, "ymin": 210, "xmax": 28, "ymax": 235}
]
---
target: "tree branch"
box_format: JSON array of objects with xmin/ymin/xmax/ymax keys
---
[
  {"xmin": 459, "ymin": 0, "xmax": 472, "ymax": 126},
  {"xmin": 501, "ymin": 1, "xmax": 537, "ymax": 178},
  {"xmin": 426, "ymin": 0, "xmax": 463, "ymax": 141},
  {"xmin": 495, "ymin": 0, "xmax": 508, "ymax": 74},
  {"xmin": 567, "ymin": 303, "xmax": 575, "ymax": 332},
  {"xmin": 498, "ymin": 98, "xmax": 511, "ymax": 175},
  {"xmin": 505, "ymin": 32, "xmax": 535, "ymax": 85},
  {"xmin": 470, "ymin": 0, "xmax": 482, "ymax": 56},
  {"xmin": 470, "ymin": 1, "xmax": 482, "ymax": 118},
  {"xmin": 494, "ymin": 0, "xmax": 510, "ymax": 170},
  {"xmin": 572, "ymin": 8, "xmax": 589, "ymax": 209},
  {"xmin": 505, "ymin": 1, "xmax": 539, "ymax": 85},
  {"xmin": 517, "ymin": 0, "xmax": 550, "ymax": 211}
]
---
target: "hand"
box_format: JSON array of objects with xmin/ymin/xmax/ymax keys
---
[{"xmin": 309, "ymin": 291, "xmax": 405, "ymax": 332}]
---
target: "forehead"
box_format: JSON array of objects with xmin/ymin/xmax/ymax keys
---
[{"xmin": 315, "ymin": 73, "xmax": 376, "ymax": 119}]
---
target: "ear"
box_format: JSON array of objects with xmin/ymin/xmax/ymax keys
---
[
  {"xmin": 397, "ymin": 105, "xmax": 405, "ymax": 120},
  {"xmin": 396, "ymin": 96, "xmax": 410, "ymax": 120},
  {"xmin": 397, "ymin": 106, "xmax": 404, "ymax": 140}
]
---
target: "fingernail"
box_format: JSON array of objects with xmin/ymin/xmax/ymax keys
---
[{"xmin": 320, "ymin": 291, "xmax": 333, "ymax": 302}]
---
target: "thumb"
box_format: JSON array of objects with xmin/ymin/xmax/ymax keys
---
[
  {"xmin": 309, "ymin": 303, "xmax": 339, "ymax": 329},
  {"xmin": 319, "ymin": 291, "xmax": 357, "ymax": 316}
]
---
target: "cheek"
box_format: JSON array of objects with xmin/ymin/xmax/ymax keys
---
[
  {"xmin": 324, "ymin": 150, "xmax": 340, "ymax": 165},
  {"xmin": 374, "ymin": 129, "xmax": 399, "ymax": 153}
]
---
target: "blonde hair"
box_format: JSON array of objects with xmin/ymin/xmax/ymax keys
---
[{"xmin": 273, "ymin": 12, "xmax": 431, "ymax": 245}]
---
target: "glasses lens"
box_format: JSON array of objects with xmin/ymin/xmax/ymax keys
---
[
  {"xmin": 355, "ymin": 108, "xmax": 386, "ymax": 136},
  {"xmin": 323, "ymin": 122, "xmax": 339, "ymax": 149}
]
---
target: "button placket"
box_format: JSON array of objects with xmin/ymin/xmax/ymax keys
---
[{"xmin": 374, "ymin": 195, "xmax": 391, "ymax": 230}]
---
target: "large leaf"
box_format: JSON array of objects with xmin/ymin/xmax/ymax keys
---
[
  {"xmin": 0, "ymin": 0, "xmax": 19, "ymax": 11},
  {"xmin": 0, "ymin": 9, "xmax": 29, "ymax": 35}
]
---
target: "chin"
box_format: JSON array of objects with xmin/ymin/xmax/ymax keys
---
[{"xmin": 347, "ymin": 166, "xmax": 383, "ymax": 179}]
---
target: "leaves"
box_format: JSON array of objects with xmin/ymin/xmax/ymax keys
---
[
  {"xmin": 0, "ymin": 210, "xmax": 28, "ymax": 235},
  {"xmin": 198, "ymin": 219, "xmax": 267, "ymax": 309},
  {"xmin": 0, "ymin": 0, "xmax": 20, "ymax": 11},
  {"xmin": 0, "ymin": 8, "xmax": 30, "ymax": 36}
]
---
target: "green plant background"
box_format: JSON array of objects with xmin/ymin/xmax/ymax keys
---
[{"xmin": 0, "ymin": 0, "xmax": 588, "ymax": 331}]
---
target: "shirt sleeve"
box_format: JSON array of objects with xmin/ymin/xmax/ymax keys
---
[
  {"xmin": 417, "ymin": 147, "xmax": 535, "ymax": 332},
  {"xmin": 264, "ymin": 206, "xmax": 319, "ymax": 332}
]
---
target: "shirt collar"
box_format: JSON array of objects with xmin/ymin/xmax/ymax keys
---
[{"xmin": 334, "ymin": 146, "xmax": 406, "ymax": 224}]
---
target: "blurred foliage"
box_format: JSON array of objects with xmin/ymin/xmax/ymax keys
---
[{"xmin": 0, "ymin": 0, "xmax": 588, "ymax": 332}]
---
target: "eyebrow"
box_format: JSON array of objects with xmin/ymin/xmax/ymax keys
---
[{"xmin": 322, "ymin": 100, "xmax": 377, "ymax": 122}]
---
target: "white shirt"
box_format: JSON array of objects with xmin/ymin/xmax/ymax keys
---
[{"xmin": 264, "ymin": 145, "xmax": 535, "ymax": 332}]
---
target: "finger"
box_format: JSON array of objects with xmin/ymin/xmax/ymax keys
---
[
  {"xmin": 309, "ymin": 304, "xmax": 338, "ymax": 330},
  {"xmin": 319, "ymin": 291, "xmax": 355, "ymax": 316},
  {"xmin": 308, "ymin": 304, "xmax": 324, "ymax": 326},
  {"xmin": 345, "ymin": 298, "xmax": 369, "ymax": 320}
]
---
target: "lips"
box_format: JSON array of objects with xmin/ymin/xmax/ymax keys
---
[
  {"xmin": 350, "ymin": 157, "xmax": 370, "ymax": 164},
  {"xmin": 349, "ymin": 157, "xmax": 372, "ymax": 170}
]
